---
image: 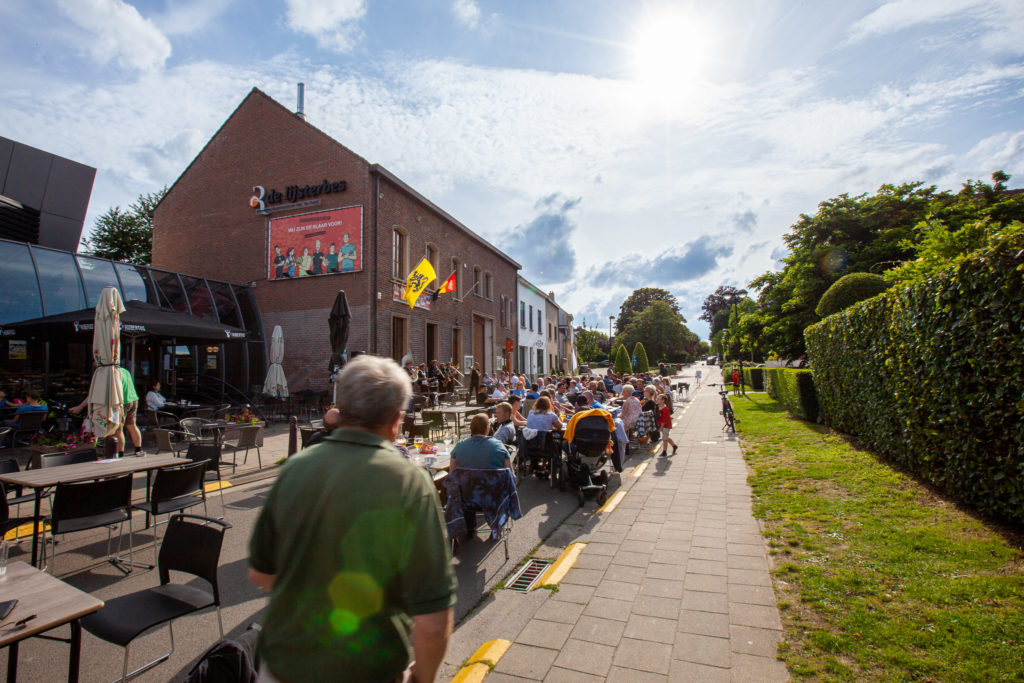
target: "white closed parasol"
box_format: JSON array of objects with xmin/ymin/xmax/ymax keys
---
[
  {"xmin": 263, "ymin": 325, "xmax": 289, "ymax": 398},
  {"xmin": 86, "ymin": 286, "xmax": 125, "ymax": 438}
]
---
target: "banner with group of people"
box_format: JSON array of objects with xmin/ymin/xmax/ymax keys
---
[{"xmin": 267, "ymin": 206, "xmax": 362, "ymax": 280}]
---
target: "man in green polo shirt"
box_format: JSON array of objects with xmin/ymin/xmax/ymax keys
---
[{"xmin": 249, "ymin": 355, "xmax": 456, "ymax": 683}]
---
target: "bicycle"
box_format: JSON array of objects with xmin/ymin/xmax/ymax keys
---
[{"xmin": 709, "ymin": 384, "xmax": 736, "ymax": 433}]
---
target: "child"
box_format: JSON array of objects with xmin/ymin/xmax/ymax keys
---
[{"xmin": 656, "ymin": 393, "xmax": 677, "ymax": 456}]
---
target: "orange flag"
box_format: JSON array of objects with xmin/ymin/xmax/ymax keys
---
[{"xmin": 438, "ymin": 271, "xmax": 457, "ymax": 294}]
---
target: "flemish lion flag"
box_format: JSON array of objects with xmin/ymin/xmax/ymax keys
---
[
  {"xmin": 438, "ymin": 271, "xmax": 457, "ymax": 294},
  {"xmin": 404, "ymin": 257, "xmax": 437, "ymax": 308}
]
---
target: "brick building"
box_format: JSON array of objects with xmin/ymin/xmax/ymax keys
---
[{"xmin": 153, "ymin": 88, "xmax": 520, "ymax": 392}]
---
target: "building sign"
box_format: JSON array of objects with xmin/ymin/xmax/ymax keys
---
[
  {"xmin": 250, "ymin": 180, "xmax": 347, "ymax": 211},
  {"xmin": 268, "ymin": 206, "xmax": 363, "ymax": 280},
  {"xmin": 392, "ymin": 283, "xmax": 433, "ymax": 310},
  {"xmin": 9, "ymin": 340, "xmax": 26, "ymax": 360}
]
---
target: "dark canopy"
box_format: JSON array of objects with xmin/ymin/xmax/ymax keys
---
[{"xmin": 0, "ymin": 300, "xmax": 247, "ymax": 342}]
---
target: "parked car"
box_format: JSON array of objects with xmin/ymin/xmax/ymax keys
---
[{"xmin": 707, "ymin": 355, "xmax": 718, "ymax": 365}]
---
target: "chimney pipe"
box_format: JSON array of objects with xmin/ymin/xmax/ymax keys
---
[{"xmin": 296, "ymin": 82, "xmax": 305, "ymax": 120}]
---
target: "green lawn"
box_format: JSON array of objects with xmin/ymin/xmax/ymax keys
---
[{"xmin": 733, "ymin": 393, "xmax": 1024, "ymax": 682}]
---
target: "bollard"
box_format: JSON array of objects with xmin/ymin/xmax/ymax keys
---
[
  {"xmin": 104, "ymin": 435, "xmax": 120, "ymax": 459},
  {"xmin": 288, "ymin": 415, "xmax": 298, "ymax": 457}
]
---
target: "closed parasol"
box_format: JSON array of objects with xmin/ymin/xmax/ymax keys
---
[
  {"xmin": 263, "ymin": 325, "xmax": 289, "ymax": 398},
  {"xmin": 86, "ymin": 286, "xmax": 125, "ymax": 438},
  {"xmin": 328, "ymin": 290, "xmax": 351, "ymax": 406}
]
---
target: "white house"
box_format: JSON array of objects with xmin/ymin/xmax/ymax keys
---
[{"xmin": 516, "ymin": 276, "xmax": 548, "ymax": 381}]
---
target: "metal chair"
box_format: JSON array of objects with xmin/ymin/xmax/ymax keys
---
[
  {"xmin": 420, "ymin": 410, "xmax": 447, "ymax": 441},
  {"xmin": 7, "ymin": 410, "xmax": 46, "ymax": 447},
  {"xmin": 154, "ymin": 428, "xmax": 189, "ymax": 457},
  {"xmin": 179, "ymin": 418, "xmax": 216, "ymax": 444},
  {"xmin": 39, "ymin": 448, "xmax": 99, "ymax": 468},
  {"xmin": 222, "ymin": 425, "xmax": 261, "ymax": 470},
  {"xmin": 0, "ymin": 457, "xmax": 44, "ymax": 511},
  {"xmin": 0, "ymin": 481, "xmax": 46, "ymax": 548},
  {"xmin": 80, "ymin": 514, "xmax": 231, "ymax": 682},
  {"xmin": 0, "ymin": 427, "xmax": 11, "ymax": 448},
  {"xmin": 186, "ymin": 443, "xmax": 230, "ymax": 518},
  {"xmin": 132, "ymin": 461, "xmax": 208, "ymax": 567},
  {"xmin": 45, "ymin": 473, "xmax": 135, "ymax": 575}
]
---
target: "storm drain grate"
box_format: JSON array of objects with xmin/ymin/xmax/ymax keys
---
[{"xmin": 505, "ymin": 559, "xmax": 551, "ymax": 592}]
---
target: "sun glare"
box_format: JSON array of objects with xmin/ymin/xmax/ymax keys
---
[{"xmin": 631, "ymin": 10, "xmax": 716, "ymax": 87}]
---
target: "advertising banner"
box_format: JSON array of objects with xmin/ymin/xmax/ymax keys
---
[{"xmin": 268, "ymin": 206, "xmax": 362, "ymax": 280}]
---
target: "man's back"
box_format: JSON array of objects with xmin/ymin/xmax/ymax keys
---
[{"xmin": 250, "ymin": 428, "xmax": 456, "ymax": 682}]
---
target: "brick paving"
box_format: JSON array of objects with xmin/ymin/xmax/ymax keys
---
[{"xmin": 495, "ymin": 367, "xmax": 789, "ymax": 682}]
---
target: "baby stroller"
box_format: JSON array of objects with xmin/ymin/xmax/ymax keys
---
[{"xmin": 561, "ymin": 409, "xmax": 615, "ymax": 507}]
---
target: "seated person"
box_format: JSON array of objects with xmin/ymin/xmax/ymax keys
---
[
  {"xmin": 0, "ymin": 390, "xmax": 8, "ymax": 409},
  {"xmin": 487, "ymin": 383, "xmax": 507, "ymax": 404},
  {"xmin": 491, "ymin": 402, "xmax": 517, "ymax": 445},
  {"xmin": 525, "ymin": 397, "xmax": 562, "ymax": 431},
  {"xmin": 619, "ymin": 385, "xmax": 641, "ymax": 430},
  {"xmin": 306, "ymin": 408, "xmax": 342, "ymax": 447},
  {"xmin": 4, "ymin": 389, "xmax": 47, "ymax": 427},
  {"xmin": 145, "ymin": 380, "xmax": 167, "ymax": 411},
  {"xmin": 525, "ymin": 383, "xmax": 541, "ymax": 400},
  {"xmin": 506, "ymin": 395, "xmax": 528, "ymax": 428},
  {"xmin": 511, "ymin": 380, "xmax": 526, "ymax": 399},
  {"xmin": 451, "ymin": 413, "xmax": 512, "ymax": 470}
]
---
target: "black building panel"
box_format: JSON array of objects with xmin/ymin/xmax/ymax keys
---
[
  {"xmin": 0, "ymin": 137, "xmax": 13, "ymax": 187},
  {"xmin": 3, "ymin": 142, "xmax": 52, "ymax": 208},
  {"xmin": 39, "ymin": 213, "xmax": 83, "ymax": 252},
  {"xmin": 41, "ymin": 155, "xmax": 95, "ymax": 221}
]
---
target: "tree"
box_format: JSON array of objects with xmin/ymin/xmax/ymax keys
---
[
  {"xmin": 815, "ymin": 272, "xmax": 890, "ymax": 317},
  {"xmin": 632, "ymin": 342, "xmax": 650, "ymax": 373},
  {"xmin": 710, "ymin": 308, "xmax": 732, "ymax": 337},
  {"xmin": 615, "ymin": 288, "xmax": 682, "ymax": 336},
  {"xmin": 80, "ymin": 186, "xmax": 167, "ymax": 264},
  {"xmin": 574, "ymin": 327, "xmax": 609, "ymax": 364},
  {"xmin": 700, "ymin": 285, "xmax": 747, "ymax": 323},
  {"xmin": 618, "ymin": 300, "xmax": 697, "ymax": 363},
  {"xmin": 614, "ymin": 344, "xmax": 632, "ymax": 374}
]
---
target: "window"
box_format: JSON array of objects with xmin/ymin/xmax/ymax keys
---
[
  {"xmin": 392, "ymin": 228, "xmax": 406, "ymax": 280},
  {"xmin": 500, "ymin": 294, "xmax": 507, "ymax": 327},
  {"xmin": 0, "ymin": 242, "xmax": 42, "ymax": 324},
  {"xmin": 425, "ymin": 243, "xmax": 438, "ymax": 275},
  {"xmin": 77, "ymin": 255, "xmax": 122, "ymax": 308},
  {"xmin": 529, "ymin": 305, "xmax": 533, "ymax": 331},
  {"xmin": 33, "ymin": 248, "xmax": 85, "ymax": 316},
  {"xmin": 484, "ymin": 272, "xmax": 493, "ymax": 300},
  {"xmin": 520, "ymin": 301, "xmax": 526, "ymax": 328},
  {"xmin": 548, "ymin": 322, "xmax": 553, "ymax": 340},
  {"xmin": 509, "ymin": 298, "xmax": 515, "ymax": 330},
  {"xmin": 450, "ymin": 258, "xmax": 461, "ymax": 298},
  {"xmin": 537, "ymin": 309, "xmax": 542, "ymax": 332},
  {"xmin": 473, "ymin": 266, "xmax": 481, "ymax": 297}
]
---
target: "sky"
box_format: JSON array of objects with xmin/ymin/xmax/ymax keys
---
[{"xmin": 2, "ymin": 0, "xmax": 1023, "ymax": 340}]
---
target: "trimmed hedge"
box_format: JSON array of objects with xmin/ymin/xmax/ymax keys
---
[
  {"xmin": 805, "ymin": 230, "xmax": 1024, "ymax": 524},
  {"xmin": 613, "ymin": 344, "xmax": 632, "ymax": 374},
  {"xmin": 815, "ymin": 272, "xmax": 890, "ymax": 318},
  {"xmin": 764, "ymin": 367, "xmax": 819, "ymax": 422},
  {"xmin": 632, "ymin": 343, "xmax": 650, "ymax": 373},
  {"xmin": 743, "ymin": 366, "xmax": 765, "ymax": 391}
]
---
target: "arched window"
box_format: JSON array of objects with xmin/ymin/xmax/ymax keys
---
[
  {"xmin": 450, "ymin": 257, "xmax": 461, "ymax": 297},
  {"xmin": 473, "ymin": 266, "xmax": 482, "ymax": 297},
  {"xmin": 425, "ymin": 243, "xmax": 438, "ymax": 275},
  {"xmin": 484, "ymin": 272, "xmax": 493, "ymax": 300}
]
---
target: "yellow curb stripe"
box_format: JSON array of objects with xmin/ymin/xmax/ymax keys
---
[
  {"xmin": 596, "ymin": 490, "xmax": 625, "ymax": 514},
  {"xmin": 631, "ymin": 462, "xmax": 648, "ymax": 478},
  {"xmin": 4, "ymin": 521, "xmax": 50, "ymax": 541},
  {"xmin": 450, "ymin": 639, "xmax": 512, "ymax": 683},
  {"xmin": 533, "ymin": 542, "xmax": 587, "ymax": 589},
  {"xmin": 204, "ymin": 481, "xmax": 233, "ymax": 493}
]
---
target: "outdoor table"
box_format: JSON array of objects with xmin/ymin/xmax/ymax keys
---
[
  {"xmin": 0, "ymin": 455, "xmax": 187, "ymax": 567},
  {"xmin": 0, "ymin": 561, "xmax": 104, "ymax": 682},
  {"xmin": 198, "ymin": 421, "xmax": 245, "ymax": 446},
  {"xmin": 436, "ymin": 405, "xmax": 488, "ymax": 436}
]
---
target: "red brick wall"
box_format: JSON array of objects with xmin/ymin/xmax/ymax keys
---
[{"xmin": 152, "ymin": 88, "xmax": 519, "ymax": 391}]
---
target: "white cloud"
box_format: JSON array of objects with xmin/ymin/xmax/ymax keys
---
[
  {"xmin": 153, "ymin": 0, "xmax": 234, "ymax": 36},
  {"xmin": 56, "ymin": 0, "xmax": 171, "ymax": 72},
  {"xmin": 848, "ymin": 0, "xmax": 1024, "ymax": 55},
  {"xmin": 284, "ymin": 0, "xmax": 366, "ymax": 52},
  {"xmin": 452, "ymin": 0, "xmax": 481, "ymax": 29}
]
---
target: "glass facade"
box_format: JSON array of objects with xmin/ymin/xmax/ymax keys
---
[{"xmin": 0, "ymin": 237, "xmax": 266, "ymax": 402}]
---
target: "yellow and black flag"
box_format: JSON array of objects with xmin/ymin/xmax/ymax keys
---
[{"xmin": 404, "ymin": 257, "xmax": 437, "ymax": 308}]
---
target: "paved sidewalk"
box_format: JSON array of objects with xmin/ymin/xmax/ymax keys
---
[{"xmin": 481, "ymin": 366, "xmax": 789, "ymax": 682}]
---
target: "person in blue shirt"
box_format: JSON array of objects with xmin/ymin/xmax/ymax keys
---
[
  {"xmin": 511, "ymin": 380, "xmax": 526, "ymax": 399},
  {"xmin": 525, "ymin": 397, "xmax": 562, "ymax": 432},
  {"xmin": 525, "ymin": 383, "xmax": 541, "ymax": 400},
  {"xmin": 451, "ymin": 413, "xmax": 511, "ymax": 470},
  {"xmin": 0, "ymin": 390, "xmax": 8, "ymax": 409},
  {"xmin": 4, "ymin": 389, "xmax": 48, "ymax": 427}
]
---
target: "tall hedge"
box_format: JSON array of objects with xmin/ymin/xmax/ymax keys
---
[
  {"xmin": 613, "ymin": 344, "xmax": 632, "ymax": 374},
  {"xmin": 764, "ymin": 367, "xmax": 819, "ymax": 422},
  {"xmin": 743, "ymin": 366, "xmax": 765, "ymax": 391},
  {"xmin": 815, "ymin": 272, "xmax": 890, "ymax": 318},
  {"xmin": 632, "ymin": 342, "xmax": 650, "ymax": 373},
  {"xmin": 805, "ymin": 231, "xmax": 1024, "ymax": 524}
]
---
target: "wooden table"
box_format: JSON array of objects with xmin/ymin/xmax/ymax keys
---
[
  {"xmin": 0, "ymin": 561, "xmax": 104, "ymax": 682},
  {"xmin": 0, "ymin": 455, "xmax": 187, "ymax": 568}
]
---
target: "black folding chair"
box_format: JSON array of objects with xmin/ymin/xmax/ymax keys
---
[
  {"xmin": 0, "ymin": 482, "xmax": 46, "ymax": 551},
  {"xmin": 80, "ymin": 514, "xmax": 232, "ymax": 682},
  {"xmin": 132, "ymin": 461, "xmax": 209, "ymax": 567},
  {"xmin": 7, "ymin": 410, "xmax": 45, "ymax": 447},
  {"xmin": 186, "ymin": 443, "xmax": 229, "ymax": 519},
  {"xmin": 46, "ymin": 473, "xmax": 135, "ymax": 575},
  {"xmin": 38, "ymin": 448, "xmax": 99, "ymax": 468},
  {"xmin": 222, "ymin": 425, "xmax": 261, "ymax": 470}
]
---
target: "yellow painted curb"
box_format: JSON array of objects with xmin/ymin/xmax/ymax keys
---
[
  {"xmin": 596, "ymin": 491, "xmax": 625, "ymax": 514},
  {"xmin": 533, "ymin": 542, "xmax": 586, "ymax": 589},
  {"xmin": 631, "ymin": 462, "xmax": 648, "ymax": 478},
  {"xmin": 3, "ymin": 521, "xmax": 50, "ymax": 541},
  {"xmin": 204, "ymin": 481, "xmax": 233, "ymax": 493},
  {"xmin": 450, "ymin": 638, "xmax": 512, "ymax": 683}
]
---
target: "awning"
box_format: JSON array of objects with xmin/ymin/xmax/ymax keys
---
[{"xmin": 0, "ymin": 300, "xmax": 247, "ymax": 343}]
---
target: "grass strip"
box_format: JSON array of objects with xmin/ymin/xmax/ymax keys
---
[{"xmin": 733, "ymin": 393, "xmax": 1024, "ymax": 681}]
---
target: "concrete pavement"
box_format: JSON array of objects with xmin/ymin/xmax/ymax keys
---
[{"xmin": 443, "ymin": 365, "xmax": 789, "ymax": 682}]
